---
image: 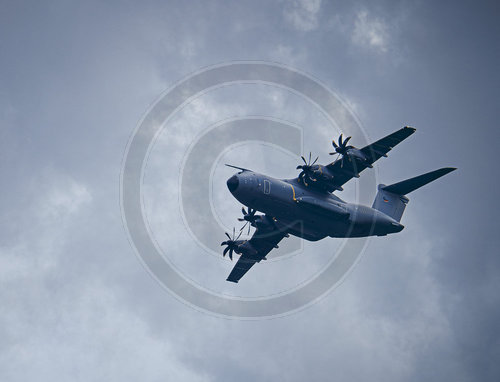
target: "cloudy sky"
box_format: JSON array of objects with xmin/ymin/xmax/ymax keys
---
[{"xmin": 1, "ymin": 0, "xmax": 499, "ymax": 381}]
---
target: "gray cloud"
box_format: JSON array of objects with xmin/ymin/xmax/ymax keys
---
[
  {"xmin": 352, "ymin": 9, "xmax": 389, "ymax": 53},
  {"xmin": 282, "ymin": 0, "xmax": 323, "ymax": 31},
  {"xmin": 1, "ymin": 0, "xmax": 498, "ymax": 381}
]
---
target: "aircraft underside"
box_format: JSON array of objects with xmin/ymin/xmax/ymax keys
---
[{"xmin": 221, "ymin": 127, "xmax": 456, "ymax": 283}]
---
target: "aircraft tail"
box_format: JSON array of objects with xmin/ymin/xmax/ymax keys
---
[{"xmin": 372, "ymin": 167, "xmax": 456, "ymax": 222}]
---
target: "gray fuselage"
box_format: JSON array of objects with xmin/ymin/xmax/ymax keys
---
[{"xmin": 227, "ymin": 171, "xmax": 404, "ymax": 241}]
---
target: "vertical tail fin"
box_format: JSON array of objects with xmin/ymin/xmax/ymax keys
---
[
  {"xmin": 372, "ymin": 187, "xmax": 409, "ymax": 222},
  {"xmin": 372, "ymin": 167, "xmax": 456, "ymax": 222}
]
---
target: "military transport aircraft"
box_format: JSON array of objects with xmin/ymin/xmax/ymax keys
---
[{"xmin": 221, "ymin": 126, "xmax": 456, "ymax": 283}]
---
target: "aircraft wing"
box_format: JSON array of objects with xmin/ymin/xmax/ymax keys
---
[
  {"xmin": 326, "ymin": 126, "xmax": 416, "ymax": 190},
  {"xmin": 226, "ymin": 217, "xmax": 287, "ymax": 283}
]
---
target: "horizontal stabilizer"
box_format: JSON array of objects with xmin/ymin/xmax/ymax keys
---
[{"xmin": 382, "ymin": 167, "xmax": 457, "ymax": 195}]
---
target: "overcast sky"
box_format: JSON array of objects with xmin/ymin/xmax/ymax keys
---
[{"xmin": 1, "ymin": 0, "xmax": 499, "ymax": 381}]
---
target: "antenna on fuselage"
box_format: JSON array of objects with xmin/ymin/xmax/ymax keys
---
[{"xmin": 225, "ymin": 164, "xmax": 252, "ymax": 172}]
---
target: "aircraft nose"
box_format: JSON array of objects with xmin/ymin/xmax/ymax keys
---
[{"xmin": 227, "ymin": 175, "xmax": 239, "ymax": 193}]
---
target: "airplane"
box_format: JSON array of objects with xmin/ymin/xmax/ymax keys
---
[{"xmin": 221, "ymin": 126, "xmax": 456, "ymax": 283}]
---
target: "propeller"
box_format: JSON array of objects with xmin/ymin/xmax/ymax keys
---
[
  {"xmin": 330, "ymin": 134, "xmax": 353, "ymax": 167},
  {"xmin": 296, "ymin": 152, "xmax": 319, "ymax": 186},
  {"xmin": 220, "ymin": 227, "xmax": 242, "ymax": 261},
  {"xmin": 238, "ymin": 206, "xmax": 257, "ymax": 235}
]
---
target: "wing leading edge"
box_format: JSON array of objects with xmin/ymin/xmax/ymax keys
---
[
  {"xmin": 226, "ymin": 216, "xmax": 287, "ymax": 283},
  {"xmin": 326, "ymin": 126, "xmax": 416, "ymax": 190}
]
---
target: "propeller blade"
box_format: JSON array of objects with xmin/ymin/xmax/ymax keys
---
[
  {"xmin": 223, "ymin": 246, "xmax": 229, "ymax": 257},
  {"xmin": 343, "ymin": 136, "xmax": 351, "ymax": 146},
  {"xmin": 225, "ymin": 232, "xmax": 231, "ymax": 240},
  {"xmin": 241, "ymin": 207, "xmax": 246, "ymax": 215},
  {"xmin": 229, "ymin": 249, "xmax": 233, "ymax": 260},
  {"xmin": 236, "ymin": 230, "xmax": 242, "ymax": 240},
  {"xmin": 332, "ymin": 140, "xmax": 338, "ymax": 149},
  {"xmin": 301, "ymin": 156, "xmax": 307, "ymax": 165},
  {"xmin": 240, "ymin": 221, "xmax": 247, "ymax": 231},
  {"xmin": 309, "ymin": 152, "xmax": 312, "ymax": 164},
  {"xmin": 312, "ymin": 156, "xmax": 318, "ymax": 165},
  {"xmin": 338, "ymin": 134, "xmax": 343, "ymax": 147}
]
